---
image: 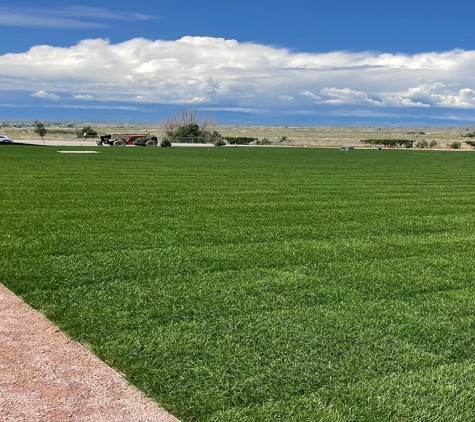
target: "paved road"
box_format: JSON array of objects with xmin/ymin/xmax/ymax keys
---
[
  {"xmin": 10, "ymin": 140, "xmax": 217, "ymax": 147},
  {"xmin": 8, "ymin": 140, "xmax": 100, "ymax": 146}
]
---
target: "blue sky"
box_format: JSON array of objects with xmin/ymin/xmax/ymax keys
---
[{"xmin": 1, "ymin": 0, "xmax": 475, "ymax": 125}]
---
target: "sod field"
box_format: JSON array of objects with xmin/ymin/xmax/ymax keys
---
[{"xmin": 2, "ymin": 145, "xmax": 475, "ymax": 421}]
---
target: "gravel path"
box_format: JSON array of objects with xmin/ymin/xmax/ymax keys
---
[{"xmin": 0, "ymin": 284, "xmax": 180, "ymax": 421}]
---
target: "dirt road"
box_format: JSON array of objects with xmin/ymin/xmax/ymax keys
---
[{"xmin": 0, "ymin": 284, "xmax": 179, "ymax": 422}]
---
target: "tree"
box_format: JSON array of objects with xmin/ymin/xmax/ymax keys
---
[
  {"xmin": 163, "ymin": 108, "xmax": 220, "ymax": 143},
  {"xmin": 77, "ymin": 126, "xmax": 97, "ymax": 138},
  {"xmin": 163, "ymin": 108, "xmax": 214, "ymax": 133},
  {"xmin": 34, "ymin": 120, "xmax": 47, "ymax": 144},
  {"xmin": 174, "ymin": 123, "xmax": 201, "ymax": 138}
]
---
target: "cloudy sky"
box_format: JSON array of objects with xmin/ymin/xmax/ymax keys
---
[{"xmin": 1, "ymin": 0, "xmax": 475, "ymax": 125}]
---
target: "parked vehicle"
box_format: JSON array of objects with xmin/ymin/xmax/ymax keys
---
[
  {"xmin": 97, "ymin": 134, "xmax": 158, "ymax": 146},
  {"xmin": 0, "ymin": 135, "xmax": 13, "ymax": 143}
]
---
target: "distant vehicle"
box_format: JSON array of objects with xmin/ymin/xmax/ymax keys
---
[
  {"xmin": 0, "ymin": 135, "xmax": 13, "ymax": 143},
  {"xmin": 97, "ymin": 134, "xmax": 158, "ymax": 147}
]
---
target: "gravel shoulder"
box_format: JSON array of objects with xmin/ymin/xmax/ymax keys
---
[{"xmin": 0, "ymin": 284, "xmax": 179, "ymax": 422}]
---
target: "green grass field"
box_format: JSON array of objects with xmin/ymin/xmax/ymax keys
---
[{"xmin": 2, "ymin": 145, "xmax": 475, "ymax": 421}]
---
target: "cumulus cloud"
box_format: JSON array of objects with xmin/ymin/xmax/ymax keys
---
[
  {"xmin": 31, "ymin": 91, "xmax": 60, "ymax": 101},
  {"xmin": 405, "ymin": 83, "xmax": 475, "ymax": 108},
  {"xmin": 319, "ymin": 87, "xmax": 381, "ymax": 106},
  {"xmin": 2, "ymin": 36, "xmax": 475, "ymax": 119},
  {"xmin": 300, "ymin": 91, "xmax": 322, "ymax": 101},
  {"xmin": 312, "ymin": 87, "xmax": 430, "ymax": 108}
]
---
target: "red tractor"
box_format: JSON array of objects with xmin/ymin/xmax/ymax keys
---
[{"xmin": 97, "ymin": 134, "xmax": 159, "ymax": 147}]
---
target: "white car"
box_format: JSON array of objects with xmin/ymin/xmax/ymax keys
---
[{"xmin": 0, "ymin": 135, "xmax": 13, "ymax": 143}]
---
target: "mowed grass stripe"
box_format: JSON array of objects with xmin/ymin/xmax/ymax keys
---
[{"xmin": 1, "ymin": 145, "xmax": 475, "ymax": 421}]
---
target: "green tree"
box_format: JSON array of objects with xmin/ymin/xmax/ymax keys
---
[
  {"xmin": 77, "ymin": 126, "xmax": 98, "ymax": 138},
  {"xmin": 173, "ymin": 123, "xmax": 201, "ymax": 138},
  {"xmin": 163, "ymin": 109, "xmax": 221, "ymax": 143},
  {"xmin": 34, "ymin": 120, "xmax": 47, "ymax": 144}
]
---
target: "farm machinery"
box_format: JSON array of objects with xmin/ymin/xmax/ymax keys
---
[{"xmin": 97, "ymin": 133, "xmax": 159, "ymax": 147}]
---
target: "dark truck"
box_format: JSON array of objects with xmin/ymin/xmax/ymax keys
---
[{"xmin": 97, "ymin": 133, "xmax": 159, "ymax": 146}]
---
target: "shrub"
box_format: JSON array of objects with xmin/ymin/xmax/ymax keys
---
[
  {"xmin": 429, "ymin": 140, "xmax": 438, "ymax": 148},
  {"xmin": 207, "ymin": 131, "xmax": 224, "ymax": 144},
  {"xmin": 415, "ymin": 140, "xmax": 429, "ymax": 148},
  {"xmin": 214, "ymin": 139, "xmax": 226, "ymax": 147},
  {"xmin": 225, "ymin": 137, "xmax": 257, "ymax": 145},
  {"xmin": 259, "ymin": 138, "xmax": 272, "ymax": 145},
  {"xmin": 465, "ymin": 140, "xmax": 475, "ymax": 148},
  {"xmin": 160, "ymin": 139, "xmax": 172, "ymax": 147},
  {"xmin": 279, "ymin": 136, "xmax": 289, "ymax": 143},
  {"xmin": 360, "ymin": 139, "xmax": 414, "ymax": 148},
  {"xmin": 449, "ymin": 141, "xmax": 462, "ymax": 149}
]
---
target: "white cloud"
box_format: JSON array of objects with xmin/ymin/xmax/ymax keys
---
[
  {"xmin": 316, "ymin": 87, "xmax": 430, "ymax": 108},
  {"xmin": 438, "ymin": 89, "xmax": 475, "ymax": 108},
  {"xmin": 1, "ymin": 37, "xmax": 475, "ymax": 118},
  {"xmin": 300, "ymin": 91, "xmax": 322, "ymax": 101},
  {"xmin": 31, "ymin": 91, "xmax": 60, "ymax": 101},
  {"xmin": 0, "ymin": 7, "xmax": 157, "ymax": 29},
  {"xmin": 382, "ymin": 96, "xmax": 430, "ymax": 108},
  {"xmin": 54, "ymin": 6, "xmax": 155, "ymax": 21},
  {"xmin": 73, "ymin": 94, "xmax": 94, "ymax": 100},
  {"xmin": 319, "ymin": 87, "xmax": 381, "ymax": 106},
  {"xmin": 201, "ymin": 107, "xmax": 264, "ymax": 113},
  {"xmin": 45, "ymin": 104, "xmax": 143, "ymax": 111},
  {"xmin": 405, "ymin": 83, "xmax": 475, "ymax": 108}
]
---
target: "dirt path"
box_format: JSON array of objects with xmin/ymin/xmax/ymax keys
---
[{"xmin": 0, "ymin": 284, "xmax": 179, "ymax": 421}]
